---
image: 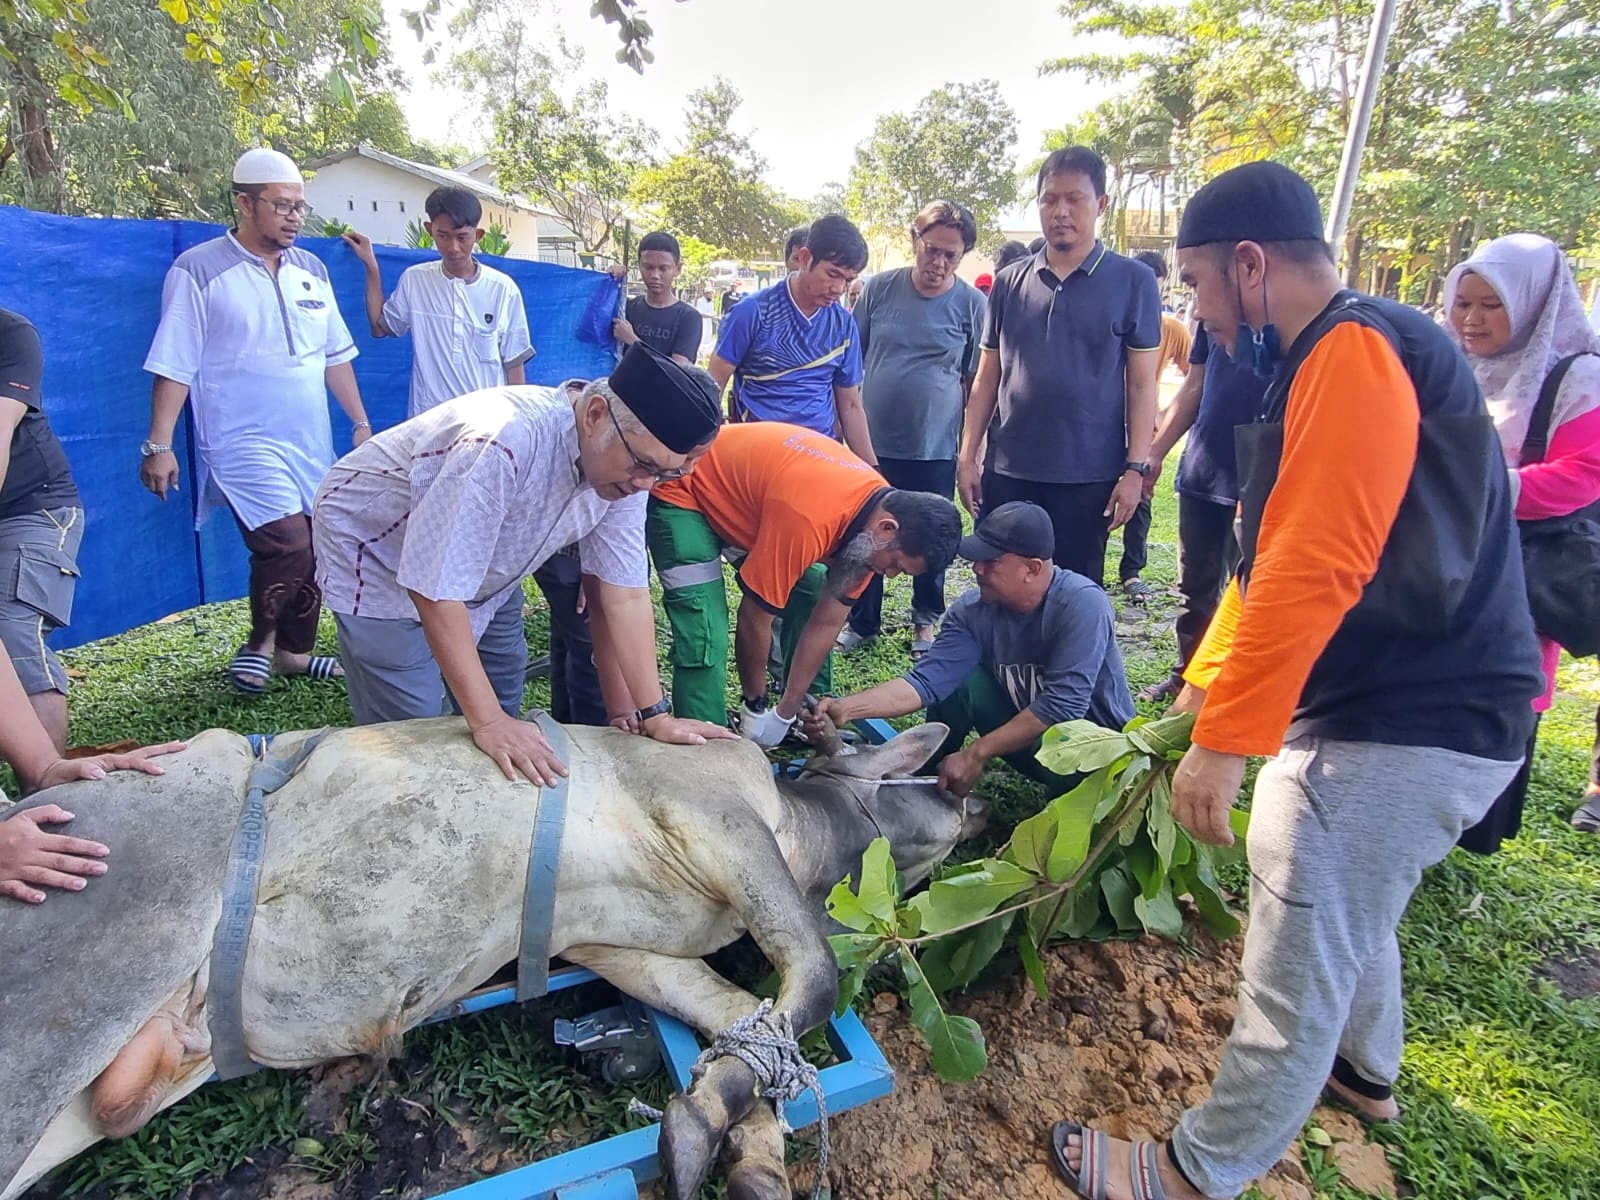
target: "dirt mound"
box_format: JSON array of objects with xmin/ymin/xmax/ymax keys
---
[{"xmin": 813, "ymin": 933, "xmax": 1396, "ymax": 1200}]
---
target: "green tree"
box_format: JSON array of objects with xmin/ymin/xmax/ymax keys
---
[
  {"xmin": 630, "ymin": 78, "xmax": 794, "ymax": 259},
  {"xmin": 449, "ymin": 1, "xmax": 655, "ymax": 255},
  {"xmin": 845, "ymin": 80, "xmax": 1019, "ymax": 243}
]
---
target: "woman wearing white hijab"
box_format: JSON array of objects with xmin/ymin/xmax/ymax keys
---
[{"xmin": 1446, "ymin": 233, "xmax": 1600, "ymax": 836}]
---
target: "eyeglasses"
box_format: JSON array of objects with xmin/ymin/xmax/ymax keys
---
[
  {"xmin": 258, "ymin": 199, "xmax": 311, "ymax": 218},
  {"xmin": 915, "ymin": 234, "xmax": 963, "ymax": 267},
  {"xmin": 605, "ymin": 402, "xmax": 688, "ymax": 481}
]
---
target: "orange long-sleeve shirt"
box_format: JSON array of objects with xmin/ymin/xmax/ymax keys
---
[{"xmin": 1183, "ymin": 321, "xmax": 1420, "ymax": 755}]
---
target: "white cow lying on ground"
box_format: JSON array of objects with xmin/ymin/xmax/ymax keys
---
[{"xmin": 0, "ymin": 716, "xmax": 980, "ymax": 1200}]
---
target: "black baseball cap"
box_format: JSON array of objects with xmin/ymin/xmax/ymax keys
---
[{"xmin": 958, "ymin": 501, "xmax": 1054, "ymax": 562}]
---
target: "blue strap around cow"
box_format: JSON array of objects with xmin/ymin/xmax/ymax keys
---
[
  {"xmin": 207, "ymin": 729, "xmax": 327, "ymax": 1080},
  {"xmin": 517, "ymin": 711, "xmax": 573, "ymax": 1002}
]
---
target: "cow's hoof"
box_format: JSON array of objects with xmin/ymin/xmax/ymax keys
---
[
  {"xmin": 661, "ymin": 1094, "xmax": 720, "ymax": 1200},
  {"xmin": 723, "ymin": 1110, "xmax": 789, "ymax": 1200}
]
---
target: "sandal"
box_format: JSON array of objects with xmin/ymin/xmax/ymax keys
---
[
  {"xmin": 1321, "ymin": 1055, "xmax": 1402, "ymax": 1125},
  {"xmin": 227, "ymin": 650, "xmax": 272, "ymax": 696},
  {"xmin": 1139, "ymin": 677, "xmax": 1181, "ymax": 704},
  {"xmin": 302, "ymin": 655, "xmax": 343, "ymax": 681},
  {"xmin": 1571, "ymin": 792, "xmax": 1600, "ymax": 833},
  {"xmin": 1048, "ymin": 1123, "xmax": 1173, "ymax": 1200},
  {"xmin": 1122, "ymin": 577, "xmax": 1157, "ymax": 605}
]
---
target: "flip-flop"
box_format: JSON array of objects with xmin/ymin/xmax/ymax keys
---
[
  {"xmin": 227, "ymin": 651, "xmax": 272, "ymax": 696},
  {"xmin": 910, "ymin": 636, "xmax": 934, "ymax": 660},
  {"xmin": 1047, "ymin": 1122, "xmax": 1106, "ymax": 1200},
  {"xmin": 1130, "ymin": 1140, "xmax": 1170, "ymax": 1200}
]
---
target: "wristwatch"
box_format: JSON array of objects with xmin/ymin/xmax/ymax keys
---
[
  {"xmin": 742, "ymin": 692, "xmax": 769, "ymax": 714},
  {"xmin": 635, "ymin": 694, "xmax": 672, "ymax": 725},
  {"xmin": 139, "ymin": 440, "xmax": 172, "ymax": 458},
  {"xmin": 1122, "ymin": 460, "xmax": 1152, "ymax": 478}
]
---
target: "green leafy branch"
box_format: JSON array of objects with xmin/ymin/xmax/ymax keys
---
[{"xmin": 826, "ymin": 711, "xmax": 1246, "ymax": 1082}]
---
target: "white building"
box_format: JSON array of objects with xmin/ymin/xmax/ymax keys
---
[{"xmin": 303, "ymin": 145, "xmax": 584, "ymax": 264}]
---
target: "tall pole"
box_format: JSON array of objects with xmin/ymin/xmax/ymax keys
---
[{"xmin": 1325, "ymin": 0, "xmax": 1401, "ymax": 260}]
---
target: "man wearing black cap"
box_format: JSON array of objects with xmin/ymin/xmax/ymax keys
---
[
  {"xmin": 1047, "ymin": 162, "xmax": 1542, "ymax": 1200},
  {"xmin": 312, "ymin": 344, "xmax": 735, "ymax": 783},
  {"xmin": 805, "ymin": 501, "xmax": 1133, "ymax": 797}
]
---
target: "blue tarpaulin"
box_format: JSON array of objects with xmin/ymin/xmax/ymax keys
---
[{"xmin": 0, "ymin": 205, "xmax": 621, "ymax": 650}]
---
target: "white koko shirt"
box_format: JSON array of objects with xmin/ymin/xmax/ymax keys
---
[
  {"xmin": 382, "ymin": 260, "xmax": 535, "ymax": 417},
  {"xmin": 311, "ymin": 384, "xmax": 646, "ymax": 638},
  {"xmin": 144, "ymin": 233, "xmax": 358, "ymax": 530}
]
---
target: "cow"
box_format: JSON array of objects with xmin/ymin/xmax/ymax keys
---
[{"xmin": 0, "ymin": 715, "xmax": 980, "ymax": 1200}]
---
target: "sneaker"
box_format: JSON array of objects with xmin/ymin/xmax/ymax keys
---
[{"xmin": 835, "ymin": 628, "xmax": 873, "ymax": 652}]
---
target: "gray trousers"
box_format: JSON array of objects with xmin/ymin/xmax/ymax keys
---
[
  {"xmin": 334, "ymin": 588, "xmax": 527, "ymax": 725},
  {"xmin": 1171, "ymin": 736, "xmax": 1519, "ymax": 1198}
]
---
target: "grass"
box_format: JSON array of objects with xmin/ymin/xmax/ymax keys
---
[{"xmin": 14, "ymin": 479, "xmax": 1600, "ymax": 1200}]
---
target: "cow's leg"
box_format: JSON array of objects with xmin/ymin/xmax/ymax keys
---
[{"xmin": 90, "ymin": 975, "xmax": 211, "ymax": 1139}]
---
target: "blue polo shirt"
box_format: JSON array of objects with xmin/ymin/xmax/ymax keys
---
[
  {"xmin": 1174, "ymin": 327, "xmax": 1272, "ymax": 506},
  {"xmin": 981, "ymin": 243, "xmax": 1162, "ymax": 484},
  {"xmin": 713, "ymin": 279, "xmax": 864, "ymax": 437}
]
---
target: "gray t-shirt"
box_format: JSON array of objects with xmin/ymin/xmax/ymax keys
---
[
  {"xmin": 903, "ymin": 567, "xmax": 1134, "ymax": 729},
  {"xmin": 855, "ymin": 268, "xmax": 986, "ymax": 461}
]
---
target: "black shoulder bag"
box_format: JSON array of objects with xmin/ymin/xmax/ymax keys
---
[{"xmin": 1517, "ymin": 352, "xmax": 1600, "ymax": 657}]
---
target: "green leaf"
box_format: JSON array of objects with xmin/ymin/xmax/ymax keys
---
[
  {"xmin": 1148, "ymin": 772, "xmax": 1178, "ymax": 872},
  {"xmin": 1124, "ymin": 710, "xmax": 1195, "ymax": 760},
  {"xmin": 1036, "ymin": 720, "xmax": 1135, "ymax": 774},
  {"xmin": 828, "ymin": 932, "xmax": 885, "ymax": 969},
  {"xmin": 1174, "ymin": 861, "xmax": 1241, "ymax": 940},
  {"xmin": 1044, "ymin": 776, "xmax": 1100, "ymax": 882},
  {"xmin": 1100, "ymin": 865, "xmax": 1139, "ymax": 931},
  {"xmin": 326, "ymin": 65, "xmax": 356, "ymax": 111},
  {"xmin": 1228, "ymin": 808, "xmax": 1251, "ymax": 841},
  {"xmin": 907, "ymin": 858, "xmax": 1035, "ymax": 935},
  {"xmin": 825, "ymin": 879, "xmax": 878, "ymax": 932},
  {"xmin": 1134, "ymin": 882, "xmax": 1184, "ymax": 939},
  {"xmin": 835, "ymin": 961, "xmax": 868, "ymax": 1017},
  {"xmin": 919, "ymin": 911, "xmax": 1014, "ymax": 993},
  {"xmin": 856, "ymin": 837, "xmax": 900, "ymax": 924},
  {"xmin": 1007, "ymin": 805, "xmax": 1058, "ymax": 876},
  {"xmin": 1017, "ymin": 932, "xmax": 1050, "ymax": 999},
  {"xmin": 1124, "ymin": 827, "xmax": 1163, "ymax": 900},
  {"xmin": 900, "ymin": 948, "xmax": 987, "ymax": 1082}
]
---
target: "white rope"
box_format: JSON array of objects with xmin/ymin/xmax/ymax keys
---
[{"xmin": 628, "ymin": 999, "xmax": 830, "ymax": 1199}]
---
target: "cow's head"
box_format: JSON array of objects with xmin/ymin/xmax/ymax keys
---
[{"xmin": 790, "ymin": 723, "xmax": 985, "ymax": 893}]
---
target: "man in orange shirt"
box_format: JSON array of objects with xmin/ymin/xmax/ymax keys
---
[
  {"xmin": 1048, "ymin": 163, "xmax": 1542, "ymax": 1200},
  {"xmin": 648, "ymin": 422, "xmax": 962, "ymax": 743}
]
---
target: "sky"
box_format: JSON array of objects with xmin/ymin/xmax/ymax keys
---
[{"xmin": 383, "ymin": 0, "xmax": 1097, "ymax": 227}]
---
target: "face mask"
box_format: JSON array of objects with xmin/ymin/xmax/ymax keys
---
[{"xmin": 1233, "ymin": 265, "xmax": 1282, "ymax": 378}]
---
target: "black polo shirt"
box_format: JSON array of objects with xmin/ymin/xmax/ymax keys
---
[
  {"xmin": 0, "ymin": 308, "xmax": 79, "ymax": 522},
  {"xmin": 981, "ymin": 243, "xmax": 1161, "ymax": 484}
]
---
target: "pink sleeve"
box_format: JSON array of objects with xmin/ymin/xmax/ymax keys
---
[{"xmin": 1517, "ymin": 405, "xmax": 1600, "ymax": 519}]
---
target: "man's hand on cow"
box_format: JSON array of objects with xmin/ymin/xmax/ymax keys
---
[
  {"xmin": 140, "ymin": 450, "xmax": 180, "ymax": 500},
  {"xmin": 741, "ymin": 703, "xmax": 796, "ymax": 749},
  {"xmin": 800, "ymin": 697, "xmax": 850, "ymax": 743},
  {"xmin": 1104, "ymin": 472, "xmax": 1144, "ymax": 530},
  {"xmin": 643, "ymin": 714, "xmax": 739, "ymax": 746},
  {"xmin": 1171, "ymin": 743, "xmax": 1245, "ymax": 847},
  {"xmin": 0, "ymin": 805, "xmax": 110, "ymax": 904},
  {"xmin": 469, "ymin": 714, "xmax": 569, "ymax": 787},
  {"xmin": 609, "ymin": 712, "xmax": 641, "ymax": 734},
  {"xmin": 936, "ymin": 745, "xmax": 986, "ymax": 799},
  {"xmin": 30, "ymin": 741, "xmax": 187, "ymax": 794}
]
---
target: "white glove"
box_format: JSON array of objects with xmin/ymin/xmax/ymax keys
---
[{"xmin": 740, "ymin": 703, "xmax": 796, "ymax": 748}]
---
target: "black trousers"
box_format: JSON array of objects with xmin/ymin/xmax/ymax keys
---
[
  {"xmin": 981, "ymin": 471, "xmax": 1115, "ymax": 584},
  {"xmin": 1170, "ymin": 494, "xmax": 1241, "ymax": 680},
  {"xmin": 1118, "ymin": 496, "xmax": 1153, "ymax": 581},
  {"xmin": 1459, "ymin": 714, "xmax": 1541, "ymax": 855},
  {"xmin": 850, "ymin": 457, "xmax": 957, "ymax": 636},
  {"xmin": 531, "ymin": 551, "xmax": 607, "ymax": 726},
  {"xmin": 234, "ymin": 512, "xmax": 321, "ymax": 655}
]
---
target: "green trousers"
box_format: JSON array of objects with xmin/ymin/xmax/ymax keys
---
[
  {"xmin": 927, "ymin": 667, "xmax": 1072, "ymax": 792},
  {"xmin": 647, "ymin": 498, "xmax": 834, "ymax": 724}
]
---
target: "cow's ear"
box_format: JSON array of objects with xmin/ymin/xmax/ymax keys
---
[{"xmin": 831, "ymin": 723, "xmax": 949, "ymax": 779}]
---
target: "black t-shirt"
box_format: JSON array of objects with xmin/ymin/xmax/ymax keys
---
[
  {"xmin": 625, "ymin": 295, "xmax": 702, "ymax": 362},
  {"xmin": 0, "ymin": 308, "xmax": 79, "ymax": 521}
]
